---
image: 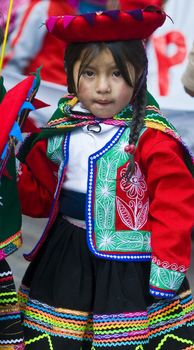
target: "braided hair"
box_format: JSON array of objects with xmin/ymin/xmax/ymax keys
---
[
  {"xmin": 125, "ymin": 75, "xmax": 147, "ymax": 179},
  {"xmin": 64, "ymin": 39, "xmax": 148, "ymax": 179}
]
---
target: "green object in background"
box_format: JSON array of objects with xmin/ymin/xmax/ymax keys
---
[{"xmin": 0, "ymin": 76, "xmax": 6, "ymax": 103}]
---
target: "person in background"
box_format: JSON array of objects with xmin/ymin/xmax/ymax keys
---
[
  {"xmin": 181, "ymin": 42, "xmax": 194, "ymax": 242},
  {"xmin": 181, "ymin": 42, "xmax": 194, "ymax": 97},
  {"xmin": 0, "ymin": 20, "xmax": 40, "ymax": 349},
  {"xmin": 0, "ymin": 0, "xmax": 28, "ymax": 36},
  {"xmin": 16, "ymin": 7, "xmax": 194, "ymax": 350},
  {"xmin": 0, "ymin": 21, "xmax": 25, "ymax": 349},
  {"xmin": 3, "ymin": 0, "xmax": 77, "ymax": 85}
]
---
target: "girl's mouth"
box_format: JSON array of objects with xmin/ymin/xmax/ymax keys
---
[{"xmin": 95, "ymin": 100, "xmax": 112, "ymax": 105}]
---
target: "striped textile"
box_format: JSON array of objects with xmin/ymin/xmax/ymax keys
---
[
  {"xmin": 0, "ymin": 260, "xmax": 24, "ymax": 349},
  {"xmin": 19, "ymin": 285, "xmax": 194, "ymax": 349}
]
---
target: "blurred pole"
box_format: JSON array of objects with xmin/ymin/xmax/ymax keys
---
[{"xmin": 0, "ymin": 0, "xmax": 13, "ymax": 73}]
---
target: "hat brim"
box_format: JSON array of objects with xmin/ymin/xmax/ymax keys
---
[{"xmin": 46, "ymin": 7, "xmax": 166, "ymax": 43}]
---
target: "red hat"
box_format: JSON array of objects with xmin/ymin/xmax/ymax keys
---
[
  {"xmin": 46, "ymin": 6, "xmax": 166, "ymax": 43},
  {"xmin": 119, "ymin": 1, "xmax": 163, "ymax": 11}
]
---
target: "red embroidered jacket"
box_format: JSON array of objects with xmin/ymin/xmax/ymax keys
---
[{"xmin": 17, "ymin": 125, "xmax": 194, "ymax": 299}]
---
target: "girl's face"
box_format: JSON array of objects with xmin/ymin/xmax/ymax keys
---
[{"xmin": 73, "ymin": 48, "xmax": 135, "ymax": 118}]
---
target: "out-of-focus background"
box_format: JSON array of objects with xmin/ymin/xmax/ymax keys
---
[{"xmin": 1, "ymin": 0, "xmax": 194, "ymax": 291}]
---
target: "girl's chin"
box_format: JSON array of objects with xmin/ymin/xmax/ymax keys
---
[
  {"xmin": 91, "ymin": 110, "xmax": 113, "ymax": 119},
  {"xmin": 94, "ymin": 115, "xmax": 113, "ymax": 119}
]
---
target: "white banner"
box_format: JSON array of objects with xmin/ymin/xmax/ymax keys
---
[{"xmin": 147, "ymin": 0, "xmax": 194, "ymax": 111}]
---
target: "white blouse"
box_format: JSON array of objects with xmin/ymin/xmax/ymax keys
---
[{"xmin": 62, "ymin": 104, "xmax": 119, "ymax": 193}]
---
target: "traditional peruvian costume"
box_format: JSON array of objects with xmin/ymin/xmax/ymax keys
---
[{"xmin": 17, "ymin": 7, "xmax": 194, "ymax": 350}]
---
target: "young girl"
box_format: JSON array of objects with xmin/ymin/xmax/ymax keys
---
[{"xmin": 17, "ymin": 7, "xmax": 194, "ymax": 350}]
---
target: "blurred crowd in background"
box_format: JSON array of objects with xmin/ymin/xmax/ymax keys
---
[
  {"xmin": 0, "ymin": 0, "xmax": 168, "ymax": 85},
  {"xmin": 2, "ymin": 0, "xmax": 194, "ymax": 146}
]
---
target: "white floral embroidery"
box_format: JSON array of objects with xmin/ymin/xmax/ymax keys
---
[
  {"xmin": 96, "ymin": 181, "xmax": 115, "ymax": 203},
  {"xmin": 47, "ymin": 135, "xmax": 64, "ymax": 165},
  {"xmin": 97, "ymin": 230, "xmax": 116, "ymax": 251},
  {"xmin": 0, "ymin": 196, "xmax": 3, "ymax": 206},
  {"xmin": 116, "ymin": 162, "xmax": 149, "ymax": 230},
  {"xmin": 144, "ymin": 233, "xmax": 151, "ymax": 251},
  {"xmin": 120, "ymin": 162, "xmax": 147, "ymax": 199},
  {"xmin": 150, "ymin": 262, "xmax": 185, "ymax": 291},
  {"xmin": 47, "ymin": 136, "xmax": 64, "ymax": 192},
  {"xmin": 96, "ymin": 199, "xmax": 115, "ymax": 230},
  {"xmin": 98, "ymin": 157, "xmax": 118, "ymax": 181},
  {"xmin": 94, "ymin": 129, "xmax": 151, "ymax": 255},
  {"xmin": 152, "ymin": 256, "xmax": 187, "ymax": 273},
  {"xmin": 111, "ymin": 139, "xmax": 129, "ymax": 163}
]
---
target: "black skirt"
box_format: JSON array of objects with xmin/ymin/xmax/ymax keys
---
[{"xmin": 19, "ymin": 215, "xmax": 194, "ymax": 349}]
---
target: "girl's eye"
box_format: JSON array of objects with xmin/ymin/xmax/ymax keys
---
[
  {"xmin": 113, "ymin": 70, "xmax": 121, "ymax": 77},
  {"xmin": 82, "ymin": 70, "xmax": 95, "ymax": 77}
]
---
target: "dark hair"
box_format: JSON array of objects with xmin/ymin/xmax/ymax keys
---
[{"xmin": 64, "ymin": 40, "xmax": 148, "ymax": 178}]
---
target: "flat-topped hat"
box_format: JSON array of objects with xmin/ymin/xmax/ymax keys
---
[{"xmin": 46, "ymin": 6, "xmax": 166, "ymax": 43}]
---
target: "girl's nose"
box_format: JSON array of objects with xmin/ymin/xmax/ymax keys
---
[{"xmin": 96, "ymin": 76, "xmax": 111, "ymax": 93}]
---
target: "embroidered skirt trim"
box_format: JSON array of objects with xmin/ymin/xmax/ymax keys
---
[{"xmin": 19, "ymin": 286, "xmax": 194, "ymax": 349}]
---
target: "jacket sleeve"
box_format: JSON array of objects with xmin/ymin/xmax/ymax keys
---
[
  {"xmin": 140, "ymin": 129, "xmax": 194, "ymax": 298},
  {"xmin": 17, "ymin": 138, "xmax": 58, "ymax": 218}
]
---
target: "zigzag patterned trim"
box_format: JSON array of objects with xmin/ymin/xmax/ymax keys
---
[
  {"xmin": 0, "ymin": 338, "xmax": 24, "ymax": 344},
  {"xmin": 19, "ymin": 286, "xmax": 194, "ymax": 348},
  {"xmin": 0, "ymin": 230, "xmax": 22, "ymax": 248},
  {"xmin": 0, "ymin": 270, "xmax": 12, "ymax": 277},
  {"xmin": 0, "ymin": 291, "xmax": 18, "ymax": 304},
  {"xmin": 155, "ymin": 334, "xmax": 194, "ymax": 350},
  {"xmin": 0, "ymin": 230, "xmax": 22, "ymax": 260},
  {"xmin": 152, "ymin": 256, "xmax": 187, "ymax": 273},
  {"xmin": 25, "ymin": 334, "xmax": 54, "ymax": 350}
]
